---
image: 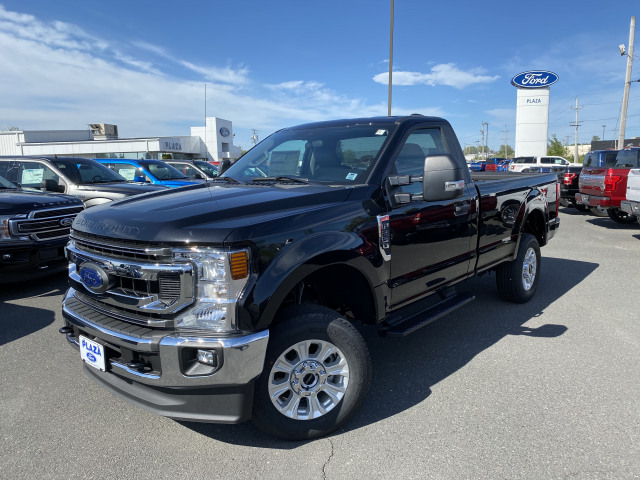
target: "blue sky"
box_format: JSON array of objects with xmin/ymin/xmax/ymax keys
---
[{"xmin": 0, "ymin": 1, "xmax": 638, "ymax": 152}]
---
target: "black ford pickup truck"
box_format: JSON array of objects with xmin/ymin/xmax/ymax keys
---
[
  {"xmin": 1, "ymin": 174, "xmax": 83, "ymax": 283},
  {"xmin": 60, "ymin": 115, "xmax": 560, "ymax": 439}
]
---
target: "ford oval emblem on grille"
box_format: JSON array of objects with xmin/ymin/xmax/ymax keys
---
[
  {"xmin": 60, "ymin": 217, "xmax": 74, "ymax": 227},
  {"xmin": 79, "ymin": 262, "xmax": 110, "ymax": 293}
]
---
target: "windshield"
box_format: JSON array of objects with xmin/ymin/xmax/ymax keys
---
[
  {"xmin": 51, "ymin": 157, "xmax": 126, "ymax": 184},
  {"xmin": 0, "ymin": 174, "xmax": 18, "ymax": 189},
  {"xmin": 193, "ymin": 161, "xmax": 218, "ymax": 177},
  {"xmin": 139, "ymin": 160, "xmax": 189, "ymax": 180},
  {"xmin": 222, "ymin": 123, "xmax": 396, "ymax": 185}
]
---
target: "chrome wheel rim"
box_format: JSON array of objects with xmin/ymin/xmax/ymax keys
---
[
  {"xmin": 268, "ymin": 339, "xmax": 349, "ymax": 420},
  {"xmin": 521, "ymin": 247, "xmax": 537, "ymax": 291}
]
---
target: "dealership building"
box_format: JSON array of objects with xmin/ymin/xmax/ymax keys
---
[{"xmin": 0, "ymin": 117, "xmax": 241, "ymax": 162}]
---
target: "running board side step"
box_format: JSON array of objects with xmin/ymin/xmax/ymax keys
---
[{"xmin": 379, "ymin": 292, "xmax": 475, "ymax": 338}]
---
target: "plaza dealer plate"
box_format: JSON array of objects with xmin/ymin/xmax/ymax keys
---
[{"xmin": 80, "ymin": 335, "xmax": 106, "ymax": 371}]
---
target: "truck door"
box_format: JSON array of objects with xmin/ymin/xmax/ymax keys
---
[{"xmin": 386, "ymin": 126, "xmax": 477, "ymax": 308}]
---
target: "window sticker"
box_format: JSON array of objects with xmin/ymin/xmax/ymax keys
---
[
  {"xmin": 118, "ymin": 168, "xmax": 137, "ymax": 181},
  {"xmin": 346, "ymin": 172, "xmax": 358, "ymax": 180},
  {"xmin": 22, "ymin": 169, "xmax": 44, "ymax": 185},
  {"xmin": 375, "ymin": 129, "xmax": 387, "ymax": 136}
]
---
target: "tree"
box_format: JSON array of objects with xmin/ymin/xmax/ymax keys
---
[
  {"xmin": 497, "ymin": 144, "xmax": 514, "ymax": 157},
  {"xmin": 547, "ymin": 134, "xmax": 566, "ymax": 156},
  {"xmin": 464, "ymin": 145, "xmax": 479, "ymax": 155},
  {"xmin": 591, "ymin": 136, "xmax": 600, "ymax": 142}
]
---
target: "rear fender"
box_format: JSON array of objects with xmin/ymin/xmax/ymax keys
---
[{"xmin": 511, "ymin": 188, "xmax": 548, "ymax": 255}]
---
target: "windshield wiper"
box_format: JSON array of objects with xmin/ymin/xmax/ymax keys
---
[
  {"xmin": 251, "ymin": 176, "xmax": 309, "ymax": 184},
  {"xmin": 210, "ymin": 176, "xmax": 242, "ymax": 184}
]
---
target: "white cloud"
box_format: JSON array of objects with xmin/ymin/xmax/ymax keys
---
[
  {"xmin": 179, "ymin": 61, "xmax": 250, "ymax": 85},
  {"xmin": 0, "ymin": 5, "xmax": 449, "ymax": 145},
  {"xmin": 373, "ymin": 63, "xmax": 500, "ymax": 89}
]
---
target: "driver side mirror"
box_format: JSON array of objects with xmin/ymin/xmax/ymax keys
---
[
  {"xmin": 219, "ymin": 159, "xmax": 231, "ymax": 174},
  {"xmin": 391, "ymin": 154, "xmax": 466, "ymax": 204},
  {"xmin": 422, "ymin": 154, "xmax": 466, "ymax": 202}
]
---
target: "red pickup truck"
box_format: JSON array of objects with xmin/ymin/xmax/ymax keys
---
[{"xmin": 575, "ymin": 147, "xmax": 640, "ymax": 223}]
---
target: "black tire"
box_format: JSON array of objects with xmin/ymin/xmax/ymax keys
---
[
  {"xmin": 589, "ymin": 206, "xmax": 608, "ymax": 217},
  {"xmin": 575, "ymin": 203, "xmax": 588, "ymax": 211},
  {"xmin": 496, "ymin": 233, "xmax": 541, "ymax": 303},
  {"xmin": 607, "ymin": 208, "xmax": 638, "ymax": 224},
  {"xmin": 252, "ymin": 305, "xmax": 372, "ymax": 440},
  {"xmin": 559, "ymin": 198, "xmax": 571, "ymax": 208}
]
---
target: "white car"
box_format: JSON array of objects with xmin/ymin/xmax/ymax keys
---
[{"xmin": 509, "ymin": 156, "xmax": 576, "ymax": 173}]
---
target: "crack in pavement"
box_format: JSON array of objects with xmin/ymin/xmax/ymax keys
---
[{"xmin": 322, "ymin": 437, "xmax": 335, "ymax": 479}]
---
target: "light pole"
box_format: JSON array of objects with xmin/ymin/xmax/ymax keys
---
[{"xmin": 618, "ymin": 16, "xmax": 635, "ymax": 149}]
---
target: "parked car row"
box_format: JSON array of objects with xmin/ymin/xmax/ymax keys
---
[{"xmin": 0, "ymin": 155, "xmax": 217, "ymax": 283}]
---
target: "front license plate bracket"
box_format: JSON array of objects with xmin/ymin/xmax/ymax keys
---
[{"xmin": 80, "ymin": 335, "xmax": 106, "ymax": 371}]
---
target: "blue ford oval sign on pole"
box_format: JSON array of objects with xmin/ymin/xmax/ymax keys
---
[{"xmin": 511, "ymin": 71, "xmax": 559, "ymax": 89}]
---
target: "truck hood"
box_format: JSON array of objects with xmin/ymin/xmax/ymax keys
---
[
  {"xmin": 1, "ymin": 189, "xmax": 82, "ymax": 215},
  {"xmin": 76, "ymin": 182, "xmax": 167, "ymax": 194},
  {"xmin": 72, "ymin": 183, "xmax": 353, "ymax": 244}
]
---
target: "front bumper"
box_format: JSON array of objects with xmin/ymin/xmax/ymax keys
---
[
  {"xmin": 61, "ymin": 287, "xmax": 269, "ymax": 423},
  {"xmin": 0, "ymin": 240, "xmax": 68, "ymax": 283},
  {"xmin": 620, "ymin": 200, "xmax": 640, "ymax": 216}
]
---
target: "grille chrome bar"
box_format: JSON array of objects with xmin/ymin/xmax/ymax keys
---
[
  {"xmin": 10, "ymin": 205, "xmax": 83, "ymax": 241},
  {"xmin": 70, "ymin": 231, "xmax": 172, "ymax": 262}
]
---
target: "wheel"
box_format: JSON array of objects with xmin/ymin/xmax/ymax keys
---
[
  {"xmin": 252, "ymin": 305, "xmax": 372, "ymax": 440},
  {"xmin": 559, "ymin": 198, "xmax": 571, "ymax": 208},
  {"xmin": 496, "ymin": 233, "xmax": 540, "ymax": 303},
  {"xmin": 607, "ymin": 208, "xmax": 637, "ymax": 224},
  {"xmin": 589, "ymin": 206, "xmax": 608, "ymax": 217},
  {"xmin": 575, "ymin": 203, "xmax": 588, "ymax": 211}
]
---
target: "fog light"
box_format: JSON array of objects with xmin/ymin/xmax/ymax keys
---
[{"xmin": 197, "ymin": 349, "xmax": 216, "ymax": 366}]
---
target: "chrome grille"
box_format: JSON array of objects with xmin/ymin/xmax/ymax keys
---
[
  {"xmin": 11, "ymin": 205, "xmax": 83, "ymax": 241},
  {"xmin": 66, "ymin": 237, "xmax": 195, "ymax": 322}
]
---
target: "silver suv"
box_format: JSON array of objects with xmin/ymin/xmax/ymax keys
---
[{"xmin": 0, "ymin": 156, "xmax": 166, "ymax": 207}]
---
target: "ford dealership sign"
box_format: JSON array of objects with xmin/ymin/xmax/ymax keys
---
[{"xmin": 511, "ymin": 71, "xmax": 558, "ymax": 89}]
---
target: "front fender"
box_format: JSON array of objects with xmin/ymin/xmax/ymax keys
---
[{"xmin": 241, "ymin": 231, "xmax": 385, "ymax": 330}]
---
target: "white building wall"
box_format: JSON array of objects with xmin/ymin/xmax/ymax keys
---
[
  {"xmin": 6, "ymin": 117, "xmax": 236, "ymax": 161},
  {"xmin": 191, "ymin": 117, "xmax": 240, "ymax": 162},
  {"xmin": 515, "ymin": 87, "xmax": 550, "ymax": 157},
  {"xmin": 0, "ymin": 131, "xmax": 22, "ymax": 155}
]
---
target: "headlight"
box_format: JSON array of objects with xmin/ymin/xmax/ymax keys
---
[
  {"xmin": 173, "ymin": 247, "xmax": 250, "ymax": 332},
  {"xmin": 0, "ymin": 216, "xmax": 29, "ymax": 241}
]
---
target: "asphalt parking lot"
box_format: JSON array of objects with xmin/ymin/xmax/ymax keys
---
[{"xmin": 1, "ymin": 207, "xmax": 639, "ymax": 480}]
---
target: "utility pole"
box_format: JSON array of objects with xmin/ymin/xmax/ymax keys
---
[
  {"xmin": 503, "ymin": 125, "xmax": 509, "ymax": 157},
  {"xmin": 570, "ymin": 97, "xmax": 583, "ymax": 162},
  {"xmin": 602, "ymin": 124, "xmax": 607, "ymax": 140},
  {"xmin": 481, "ymin": 121, "xmax": 489, "ymax": 160},
  {"xmin": 619, "ymin": 16, "xmax": 635, "ymax": 149},
  {"xmin": 387, "ymin": 0, "xmax": 394, "ymax": 116},
  {"xmin": 250, "ymin": 129, "xmax": 259, "ymax": 145}
]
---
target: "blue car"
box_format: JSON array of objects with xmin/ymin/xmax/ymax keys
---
[
  {"xmin": 96, "ymin": 159, "xmax": 203, "ymax": 188},
  {"xmin": 469, "ymin": 160, "xmax": 486, "ymax": 172}
]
